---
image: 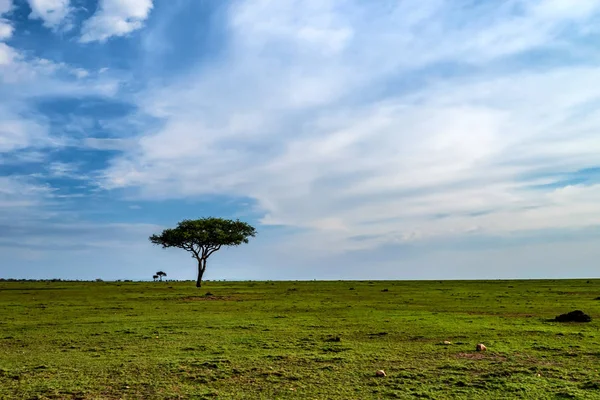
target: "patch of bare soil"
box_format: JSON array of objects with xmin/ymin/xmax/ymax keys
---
[
  {"xmin": 181, "ymin": 295, "xmax": 236, "ymax": 301},
  {"xmin": 464, "ymin": 311, "xmax": 536, "ymax": 318},
  {"xmin": 456, "ymin": 352, "xmax": 507, "ymax": 361}
]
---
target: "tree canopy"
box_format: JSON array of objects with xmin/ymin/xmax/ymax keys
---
[{"xmin": 149, "ymin": 218, "xmax": 256, "ymax": 287}]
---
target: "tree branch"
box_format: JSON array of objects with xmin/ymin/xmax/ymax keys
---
[
  {"xmin": 180, "ymin": 243, "xmax": 194, "ymax": 252},
  {"xmin": 206, "ymin": 244, "xmax": 222, "ymax": 257}
]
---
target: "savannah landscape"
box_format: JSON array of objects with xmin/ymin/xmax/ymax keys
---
[
  {"xmin": 1, "ymin": 279, "xmax": 599, "ymax": 399},
  {"xmin": 2, "ymin": 1, "xmax": 600, "ymax": 399}
]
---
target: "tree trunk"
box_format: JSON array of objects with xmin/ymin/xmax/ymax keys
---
[{"xmin": 196, "ymin": 258, "xmax": 207, "ymax": 288}]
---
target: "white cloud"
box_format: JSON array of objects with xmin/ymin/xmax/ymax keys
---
[
  {"xmin": 0, "ymin": 8, "xmax": 122, "ymax": 161},
  {"xmin": 80, "ymin": 0, "xmax": 153, "ymax": 43},
  {"xmin": 0, "ymin": 41, "xmax": 16, "ymax": 64},
  {"xmin": 0, "ymin": 19, "xmax": 12, "ymax": 40},
  {"xmin": 72, "ymin": 67, "xmax": 89, "ymax": 78},
  {"xmin": 0, "ymin": 176, "xmax": 53, "ymax": 210},
  {"xmin": 0, "ymin": 45, "xmax": 117, "ymax": 94},
  {"xmin": 0, "ymin": 0, "xmax": 11, "ymax": 14},
  {"xmin": 100, "ymin": 1, "xmax": 600, "ymax": 254},
  {"xmin": 46, "ymin": 162, "xmax": 81, "ymax": 179},
  {"xmin": 0, "ymin": 40, "xmax": 69, "ymax": 156},
  {"xmin": 27, "ymin": 0, "xmax": 71, "ymax": 29},
  {"xmin": 0, "ymin": 0, "xmax": 12, "ymax": 40},
  {"xmin": 0, "ymin": 105, "xmax": 51, "ymax": 153},
  {"xmin": 0, "ymin": 45, "xmax": 62, "ymax": 82},
  {"xmin": 231, "ymin": 0, "xmax": 354, "ymax": 55}
]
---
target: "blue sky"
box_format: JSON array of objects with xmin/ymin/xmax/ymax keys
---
[{"xmin": 2, "ymin": 0, "xmax": 600, "ymax": 281}]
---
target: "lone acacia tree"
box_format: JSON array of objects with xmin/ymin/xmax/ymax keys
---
[
  {"xmin": 149, "ymin": 218, "xmax": 256, "ymax": 288},
  {"xmin": 156, "ymin": 271, "xmax": 167, "ymax": 281}
]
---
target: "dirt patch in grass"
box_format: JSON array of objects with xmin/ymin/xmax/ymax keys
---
[
  {"xmin": 181, "ymin": 296, "xmax": 237, "ymax": 302},
  {"xmin": 456, "ymin": 352, "xmax": 507, "ymax": 361},
  {"xmin": 464, "ymin": 311, "xmax": 536, "ymax": 318}
]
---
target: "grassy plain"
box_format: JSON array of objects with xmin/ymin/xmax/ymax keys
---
[{"xmin": 1, "ymin": 279, "xmax": 599, "ymax": 399}]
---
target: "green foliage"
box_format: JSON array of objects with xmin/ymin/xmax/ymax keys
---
[
  {"xmin": 149, "ymin": 218, "xmax": 256, "ymax": 254},
  {"xmin": 1, "ymin": 279, "xmax": 599, "ymax": 399},
  {"xmin": 149, "ymin": 217, "xmax": 256, "ymax": 287}
]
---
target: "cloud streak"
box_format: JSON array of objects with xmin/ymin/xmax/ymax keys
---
[
  {"xmin": 2, "ymin": 0, "xmax": 600, "ymax": 280},
  {"xmin": 102, "ymin": 0, "xmax": 600, "ymax": 255}
]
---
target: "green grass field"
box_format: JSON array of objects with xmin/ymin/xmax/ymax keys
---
[{"xmin": 1, "ymin": 279, "xmax": 599, "ymax": 399}]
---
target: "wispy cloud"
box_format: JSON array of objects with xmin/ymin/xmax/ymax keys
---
[
  {"xmin": 0, "ymin": 219, "xmax": 160, "ymax": 250},
  {"xmin": 82, "ymin": 137, "xmax": 135, "ymax": 151},
  {"xmin": 0, "ymin": 176, "xmax": 53, "ymax": 210},
  {"xmin": 0, "ymin": 22, "xmax": 121, "ymax": 156},
  {"xmin": 102, "ymin": 0, "xmax": 600, "ymax": 255},
  {"xmin": 0, "ymin": 0, "xmax": 13, "ymax": 40},
  {"xmin": 0, "ymin": 0, "xmax": 12, "ymax": 14},
  {"xmin": 0, "ymin": 60, "xmax": 118, "ymax": 158},
  {"xmin": 80, "ymin": 0, "xmax": 153, "ymax": 43},
  {"xmin": 2, "ymin": 0, "xmax": 600, "ymax": 279},
  {"xmin": 0, "ymin": 107, "xmax": 49, "ymax": 153}
]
